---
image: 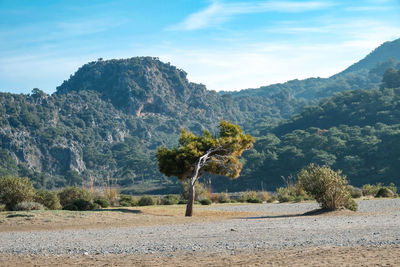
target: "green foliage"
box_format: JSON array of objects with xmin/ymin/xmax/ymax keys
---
[
  {"xmin": 382, "ymin": 67, "xmax": 400, "ymax": 88},
  {"xmin": 375, "ymin": 187, "xmax": 395, "ymax": 198},
  {"xmin": 347, "ymin": 186, "xmax": 363, "ymax": 199},
  {"xmin": 200, "ymin": 198, "xmax": 212, "ymax": 205},
  {"xmin": 34, "ymin": 189, "xmax": 62, "ymax": 210},
  {"xmin": 72, "ymin": 199, "xmax": 99, "ymax": 211},
  {"xmin": 14, "ymin": 201, "xmax": 45, "ymax": 211},
  {"xmin": 118, "ymin": 194, "xmax": 138, "ymax": 207},
  {"xmin": 362, "ymin": 183, "xmax": 397, "ymax": 197},
  {"xmin": 138, "ymin": 196, "xmax": 156, "ymax": 206},
  {"xmin": 161, "ymin": 194, "xmax": 180, "ymax": 205},
  {"xmin": 58, "ymin": 187, "xmax": 93, "ymax": 208},
  {"xmin": 298, "ymin": 164, "xmax": 357, "ymax": 211},
  {"xmin": 0, "ymin": 176, "xmax": 35, "ymax": 210},
  {"xmin": 157, "ymin": 121, "xmax": 255, "ymax": 181},
  {"xmin": 0, "ymin": 204, "xmax": 5, "ymax": 212},
  {"xmin": 93, "ymin": 196, "xmax": 110, "ymax": 208},
  {"xmin": 238, "ymin": 191, "xmax": 263, "ymax": 203}
]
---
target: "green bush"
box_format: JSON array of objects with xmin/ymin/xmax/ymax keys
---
[
  {"xmin": 298, "ymin": 164, "xmax": 357, "ymax": 211},
  {"xmin": 14, "ymin": 201, "xmax": 45, "ymax": 211},
  {"xmin": 94, "ymin": 196, "xmax": 110, "ymax": 208},
  {"xmin": 138, "ymin": 196, "xmax": 156, "ymax": 206},
  {"xmin": 73, "ymin": 199, "xmax": 98, "ymax": 211},
  {"xmin": 376, "ymin": 188, "xmax": 395, "ymax": 198},
  {"xmin": 347, "ymin": 186, "xmax": 363, "ymax": 199},
  {"xmin": 119, "ymin": 194, "xmax": 138, "ymax": 207},
  {"xmin": 0, "ymin": 204, "xmax": 5, "ymax": 212},
  {"xmin": 161, "ymin": 194, "xmax": 180, "ymax": 205},
  {"xmin": 239, "ymin": 191, "xmax": 262, "ymax": 203},
  {"xmin": 178, "ymin": 199, "xmax": 187, "ymax": 204},
  {"xmin": 0, "ymin": 176, "xmax": 35, "ymax": 210},
  {"xmin": 362, "ymin": 183, "xmax": 397, "ymax": 197},
  {"xmin": 276, "ymin": 187, "xmax": 295, "ymax": 203},
  {"xmin": 200, "ymin": 198, "xmax": 212, "ymax": 205},
  {"xmin": 58, "ymin": 187, "xmax": 93, "ymax": 208},
  {"xmin": 34, "ymin": 189, "xmax": 62, "ymax": 210},
  {"xmin": 63, "ymin": 203, "xmax": 78, "ymax": 211},
  {"xmin": 362, "ymin": 184, "xmax": 381, "ymax": 196}
]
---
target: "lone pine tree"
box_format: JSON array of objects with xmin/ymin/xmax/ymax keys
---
[{"xmin": 156, "ymin": 121, "xmax": 255, "ymax": 216}]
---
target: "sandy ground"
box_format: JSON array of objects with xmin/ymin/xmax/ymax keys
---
[
  {"xmin": 0, "ymin": 205, "xmax": 256, "ymax": 232},
  {"xmin": 1, "ymin": 201, "xmax": 399, "ymax": 266},
  {"xmin": 1, "ymin": 246, "xmax": 399, "ymax": 266}
]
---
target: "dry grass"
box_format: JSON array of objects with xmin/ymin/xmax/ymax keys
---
[{"xmin": 0, "ymin": 204, "xmax": 256, "ymax": 232}]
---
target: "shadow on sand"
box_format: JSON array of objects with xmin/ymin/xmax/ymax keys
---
[
  {"xmin": 96, "ymin": 208, "xmax": 142, "ymax": 214},
  {"xmin": 241, "ymin": 208, "xmax": 336, "ymax": 220}
]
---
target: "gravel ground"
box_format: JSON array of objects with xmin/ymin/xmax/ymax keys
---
[{"xmin": 1, "ymin": 199, "xmax": 399, "ymax": 256}]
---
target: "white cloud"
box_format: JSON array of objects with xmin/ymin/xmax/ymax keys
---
[{"xmin": 168, "ymin": 0, "xmax": 335, "ymax": 31}]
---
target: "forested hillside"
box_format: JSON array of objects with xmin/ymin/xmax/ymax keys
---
[
  {"xmin": 226, "ymin": 67, "xmax": 400, "ymax": 191},
  {"xmin": 0, "ymin": 38, "xmax": 399, "ymax": 193}
]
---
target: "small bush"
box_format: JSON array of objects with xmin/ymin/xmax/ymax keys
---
[
  {"xmin": 0, "ymin": 204, "xmax": 6, "ymax": 212},
  {"xmin": 200, "ymin": 198, "xmax": 212, "ymax": 205},
  {"xmin": 362, "ymin": 184, "xmax": 381, "ymax": 196},
  {"xmin": 119, "ymin": 194, "xmax": 138, "ymax": 207},
  {"xmin": 362, "ymin": 183, "xmax": 397, "ymax": 197},
  {"xmin": 258, "ymin": 191, "xmax": 271, "ymax": 202},
  {"xmin": 347, "ymin": 186, "xmax": 362, "ymax": 199},
  {"xmin": 138, "ymin": 196, "xmax": 156, "ymax": 206},
  {"xmin": 376, "ymin": 188, "xmax": 395, "ymax": 198},
  {"xmin": 161, "ymin": 195, "xmax": 180, "ymax": 205},
  {"xmin": 94, "ymin": 196, "xmax": 110, "ymax": 208},
  {"xmin": 217, "ymin": 192, "xmax": 231, "ymax": 203},
  {"xmin": 58, "ymin": 187, "xmax": 93, "ymax": 208},
  {"xmin": 14, "ymin": 201, "xmax": 45, "ymax": 211},
  {"xmin": 276, "ymin": 187, "xmax": 295, "ymax": 203},
  {"xmin": 73, "ymin": 199, "xmax": 98, "ymax": 211},
  {"xmin": 239, "ymin": 191, "xmax": 263, "ymax": 203},
  {"xmin": 298, "ymin": 164, "xmax": 357, "ymax": 211},
  {"xmin": 181, "ymin": 180, "xmax": 207, "ymax": 201},
  {"xmin": 62, "ymin": 199, "xmax": 99, "ymax": 211},
  {"xmin": 34, "ymin": 189, "xmax": 62, "ymax": 210},
  {"xmin": 178, "ymin": 199, "xmax": 187, "ymax": 204},
  {"xmin": 0, "ymin": 176, "xmax": 35, "ymax": 210}
]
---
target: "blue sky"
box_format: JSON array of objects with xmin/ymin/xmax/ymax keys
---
[{"xmin": 0, "ymin": 0, "xmax": 399, "ymax": 94}]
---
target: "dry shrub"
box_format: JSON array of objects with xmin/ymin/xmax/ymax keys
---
[
  {"xmin": 34, "ymin": 189, "xmax": 62, "ymax": 210},
  {"xmin": 298, "ymin": 164, "xmax": 357, "ymax": 211},
  {"xmin": 0, "ymin": 176, "xmax": 35, "ymax": 210},
  {"xmin": 258, "ymin": 191, "xmax": 271, "ymax": 202},
  {"xmin": 14, "ymin": 201, "xmax": 45, "ymax": 211}
]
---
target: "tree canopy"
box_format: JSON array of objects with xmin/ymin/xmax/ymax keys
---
[{"xmin": 156, "ymin": 120, "xmax": 254, "ymax": 216}]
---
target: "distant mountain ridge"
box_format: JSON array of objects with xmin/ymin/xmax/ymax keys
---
[{"xmin": 0, "ymin": 38, "xmax": 399, "ymax": 193}]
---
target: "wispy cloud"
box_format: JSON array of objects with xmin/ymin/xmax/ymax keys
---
[{"xmin": 168, "ymin": 0, "xmax": 335, "ymax": 31}]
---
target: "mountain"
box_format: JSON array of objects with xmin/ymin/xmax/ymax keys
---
[
  {"xmin": 0, "ymin": 39, "xmax": 399, "ymax": 193},
  {"xmin": 222, "ymin": 38, "xmax": 400, "ymax": 103},
  {"xmin": 228, "ymin": 71, "xmax": 400, "ymax": 191}
]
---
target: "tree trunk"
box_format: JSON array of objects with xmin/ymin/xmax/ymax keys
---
[
  {"xmin": 185, "ymin": 178, "xmax": 195, "ymax": 216},
  {"xmin": 184, "ymin": 148, "xmax": 217, "ymax": 216}
]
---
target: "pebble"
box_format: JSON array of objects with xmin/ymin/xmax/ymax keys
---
[{"xmin": 0, "ymin": 199, "xmax": 399, "ymax": 256}]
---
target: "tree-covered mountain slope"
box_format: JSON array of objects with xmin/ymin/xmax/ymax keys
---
[
  {"xmin": 226, "ymin": 68, "xmax": 400, "ymax": 191},
  {"xmin": 0, "ymin": 39, "xmax": 399, "ymax": 193}
]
